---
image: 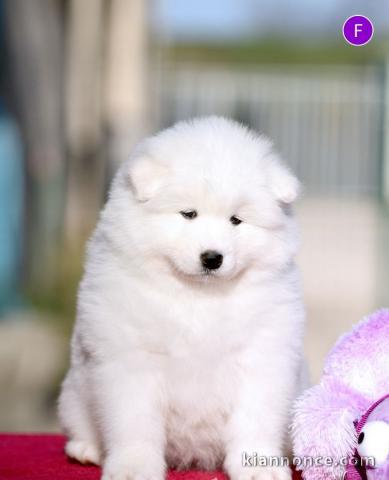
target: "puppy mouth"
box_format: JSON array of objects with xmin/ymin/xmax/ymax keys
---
[
  {"xmin": 193, "ymin": 271, "xmax": 226, "ymax": 284},
  {"xmin": 184, "ymin": 268, "xmax": 220, "ymax": 280},
  {"xmin": 170, "ymin": 262, "xmax": 223, "ymax": 281},
  {"xmin": 166, "ymin": 257, "xmax": 238, "ymax": 282},
  {"xmin": 202, "ymin": 267, "xmax": 217, "ymax": 276},
  {"xmin": 181, "ymin": 265, "xmax": 236, "ymax": 282}
]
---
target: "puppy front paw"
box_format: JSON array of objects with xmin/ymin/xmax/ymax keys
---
[
  {"xmin": 102, "ymin": 445, "xmax": 165, "ymax": 480},
  {"xmin": 227, "ymin": 464, "xmax": 292, "ymax": 480},
  {"xmin": 65, "ymin": 439, "xmax": 101, "ymax": 465}
]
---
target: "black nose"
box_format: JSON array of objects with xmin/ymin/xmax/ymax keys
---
[{"xmin": 200, "ymin": 250, "xmax": 223, "ymax": 270}]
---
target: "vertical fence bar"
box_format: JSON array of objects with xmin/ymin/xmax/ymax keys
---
[{"xmin": 382, "ymin": 58, "xmax": 389, "ymax": 205}]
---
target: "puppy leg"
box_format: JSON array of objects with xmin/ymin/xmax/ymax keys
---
[
  {"xmin": 58, "ymin": 369, "xmax": 101, "ymax": 465},
  {"xmin": 92, "ymin": 361, "xmax": 166, "ymax": 480},
  {"xmin": 223, "ymin": 354, "xmax": 300, "ymax": 480}
]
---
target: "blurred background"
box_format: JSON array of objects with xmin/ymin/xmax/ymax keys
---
[{"xmin": 0, "ymin": 0, "xmax": 389, "ymax": 431}]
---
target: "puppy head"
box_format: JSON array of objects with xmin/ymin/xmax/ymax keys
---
[{"xmin": 115, "ymin": 117, "xmax": 300, "ymax": 282}]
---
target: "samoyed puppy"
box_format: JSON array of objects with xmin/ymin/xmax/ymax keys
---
[{"xmin": 58, "ymin": 116, "xmax": 307, "ymax": 480}]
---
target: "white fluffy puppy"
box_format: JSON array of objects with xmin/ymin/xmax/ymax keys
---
[{"xmin": 58, "ymin": 117, "xmax": 307, "ymax": 480}]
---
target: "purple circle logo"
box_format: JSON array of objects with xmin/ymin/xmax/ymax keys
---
[{"xmin": 343, "ymin": 15, "xmax": 374, "ymax": 46}]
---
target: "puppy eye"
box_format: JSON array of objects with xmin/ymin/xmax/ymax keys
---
[
  {"xmin": 230, "ymin": 215, "xmax": 242, "ymax": 225},
  {"xmin": 180, "ymin": 210, "xmax": 197, "ymax": 219}
]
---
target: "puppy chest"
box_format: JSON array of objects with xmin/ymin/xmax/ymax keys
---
[
  {"xmin": 163, "ymin": 355, "xmax": 238, "ymax": 468},
  {"xmin": 165, "ymin": 402, "xmax": 227, "ymax": 469}
]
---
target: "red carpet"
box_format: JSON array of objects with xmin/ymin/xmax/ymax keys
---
[{"xmin": 0, "ymin": 434, "xmax": 302, "ymax": 479}]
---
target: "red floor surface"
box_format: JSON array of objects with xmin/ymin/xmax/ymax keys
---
[{"xmin": 0, "ymin": 434, "xmax": 302, "ymax": 479}]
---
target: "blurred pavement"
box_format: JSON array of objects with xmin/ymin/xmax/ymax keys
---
[{"xmin": 297, "ymin": 196, "xmax": 389, "ymax": 382}]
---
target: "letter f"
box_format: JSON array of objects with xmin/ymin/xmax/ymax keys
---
[{"xmin": 354, "ymin": 23, "xmax": 363, "ymax": 37}]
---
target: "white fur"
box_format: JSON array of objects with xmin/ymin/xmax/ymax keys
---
[{"xmin": 58, "ymin": 117, "xmax": 308, "ymax": 480}]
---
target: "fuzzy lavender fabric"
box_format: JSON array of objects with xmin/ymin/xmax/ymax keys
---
[{"xmin": 292, "ymin": 309, "xmax": 389, "ymax": 480}]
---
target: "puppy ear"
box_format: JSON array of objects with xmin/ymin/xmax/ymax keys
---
[
  {"xmin": 268, "ymin": 159, "xmax": 300, "ymax": 204},
  {"xmin": 128, "ymin": 155, "xmax": 168, "ymax": 202}
]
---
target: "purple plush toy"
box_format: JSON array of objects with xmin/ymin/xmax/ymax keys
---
[{"xmin": 292, "ymin": 310, "xmax": 389, "ymax": 480}]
